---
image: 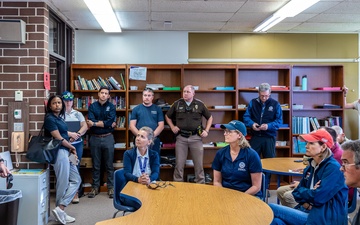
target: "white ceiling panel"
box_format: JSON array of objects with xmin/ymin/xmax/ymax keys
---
[{"xmin": 2, "ymin": 0, "xmax": 359, "ymax": 33}]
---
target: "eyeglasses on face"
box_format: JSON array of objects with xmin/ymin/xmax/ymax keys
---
[
  {"xmin": 224, "ymin": 129, "xmax": 238, "ymax": 135},
  {"xmin": 259, "ymin": 94, "xmax": 270, "ymax": 99},
  {"xmin": 146, "ymin": 181, "xmax": 175, "ymax": 190},
  {"xmin": 341, "ymin": 163, "xmax": 358, "ymax": 170},
  {"xmin": 7, "ymin": 174, "xmax": 13, "ymax": 189}
]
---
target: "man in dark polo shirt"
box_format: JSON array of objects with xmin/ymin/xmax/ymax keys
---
[
  {"xmin": 165, "ymin": 85, "xmax": 213, "ymax": 184},
  {"xmin": 86, "ymin": 86, "xmax": 116, "ymax": 198}
]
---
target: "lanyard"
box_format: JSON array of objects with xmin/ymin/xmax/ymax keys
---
[{"xmin": 138, "ymin": 156, "xmax": 148, "ymax": 174}]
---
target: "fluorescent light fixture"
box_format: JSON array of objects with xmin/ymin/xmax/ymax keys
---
[
  {"xmin": 83, "ymin": 0, "xmax": 121, "ymax": 33},
  {"xmin": 254, "ymin": 0, "xmax": 320, "ymax": 32}
]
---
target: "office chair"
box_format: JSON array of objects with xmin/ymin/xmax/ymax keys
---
[
  {"xmin": 261, "ymin": 172, "xmax": 268, "ymax": 202},
  {"xmin": 113, "ymin": 169, "xmax": 139, "ymax": 218},
  {"xmin": 348, "ymin": 188, "xmax": 358, "ymax": 224}
]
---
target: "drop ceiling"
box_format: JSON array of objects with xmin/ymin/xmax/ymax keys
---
[{"xmin": 4, "ymin": 0, "xmax": 360, "ymax": 33}]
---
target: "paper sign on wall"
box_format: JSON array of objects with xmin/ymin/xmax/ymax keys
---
[
  {"xmin": 44, "ymin": 72, "xmax": 50, "ymax": 90},
  {"xmin": 129, "ymin": 66, "xmax": 147, "ymax": 80}
]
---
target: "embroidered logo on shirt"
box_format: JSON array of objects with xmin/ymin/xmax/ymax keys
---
[
  {"xmin": 106, "ymin": 106, "xmax": 110, "ymax": 111},
  {"xmin": 151, "ymin": 111, "xmax": 157, "ymax": 115},
  {"xmin": 268, "ymin": 106, "xmax": 274, "ymax": 112},
  {"xmin": 238, "ymin": 162, "xmax": 246, "ymax": 171}
]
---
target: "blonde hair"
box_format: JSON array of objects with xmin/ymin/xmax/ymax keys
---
[{"xmin": 238, "ymin": 135, "xmax": 251, "ymax": 148}]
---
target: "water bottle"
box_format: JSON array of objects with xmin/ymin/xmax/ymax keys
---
[{"xmin": 301, "ymin": 75, "xmax": 307, "ymax": 91}]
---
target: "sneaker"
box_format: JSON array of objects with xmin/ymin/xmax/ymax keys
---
[
  {"xmin": 108, "ymin": 188, "xmax": 114, "ymax": 199},
  {"xmin": 72, "ymin": 193, "xmax": 79, "ymax": 204},
  {"xmin": 52, "ymin": 206, "xmax": 66, "ymax": 225},
  {"xmin": 65, "ymin": 213, "xmax": 76, "ymax": 223},
  {"xmin": 88, "ymin": 188, "xmax": 98, "ymax": 198}
]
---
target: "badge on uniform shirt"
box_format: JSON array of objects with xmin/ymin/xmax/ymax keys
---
[
  {"xmin": 238, "ymin": 162, "xmax": 246, "ymax": 171},
  {"xmin": 268, "ymin": 106, "xmax": 274, "ymax": 112},
  {"xmin": 195, "ymin": 105, "xmax": 198, "ymax": 110}
]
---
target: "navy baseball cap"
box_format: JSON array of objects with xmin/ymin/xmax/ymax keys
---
[
  {"xmin": 220, "ymin": 120, "xmax": 247, "ymax": 136},
  {"xmin": 62, "ymin": 91, "xmax": 74, "ymax": 101}
]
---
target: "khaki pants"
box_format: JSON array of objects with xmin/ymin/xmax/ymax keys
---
[
  {"xmin": 173, "ymin": 135, "xmax": 205, "ymax": 183},
  {"xmin": 276, "ymin": 185, "xmax": 298, "ymax": 208}
]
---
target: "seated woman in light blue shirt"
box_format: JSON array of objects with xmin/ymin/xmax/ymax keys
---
[
  {"xmin": 212, "ymin": 120, "xmax": 262, "ymax": 198},
  {"xmin": 123, "ymin": 126, "xmax": 160, "ymax": 184}
]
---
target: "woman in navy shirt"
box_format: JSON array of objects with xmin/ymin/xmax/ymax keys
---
[{"xmin": 212, "ymin": 120, "xmax": 262, "ymax": 197}]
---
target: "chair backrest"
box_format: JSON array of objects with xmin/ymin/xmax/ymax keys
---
[
  {"xmin": 348, "ymin": 188, "xmax": 357, "ymax": 214},
  {"xmin": 114, "ymin": 168, "xmax": 127, "ymax": 195},
  {"xmin": 261, "ymin": 172, "xmax": 267, "ymax": 202}
]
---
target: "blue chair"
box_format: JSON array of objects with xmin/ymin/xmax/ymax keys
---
[
  {"xmin": 348, "ymin": 188, "xmax": 358, "ymax": 224},
  {"xmin": 261, "ymin": 172, "xmax": 268, "ymax": 202},
  {"xmin": 113, "ymin": 169, "xmax": 139, "ymax": 218}
]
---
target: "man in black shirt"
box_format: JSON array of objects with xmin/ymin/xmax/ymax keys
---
[{"xmin": 87, "ymin": 87, "xmax": 116, "ymax": 198}]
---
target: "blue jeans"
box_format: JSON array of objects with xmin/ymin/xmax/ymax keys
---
[
  {"xmin": 90, "ymin": 134, "xmax": 115, "ymax": 189},
  {"xmin": 269, "ymin": 203, "xmax": 308, "ymax": 225},
  {"xmin": 150, "ymin": 137, "xmax": 161, "ymax": 156}
]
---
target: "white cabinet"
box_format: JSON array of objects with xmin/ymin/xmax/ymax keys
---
[{"xmin": 11, "ymin": 169, "xmax": 49, "ymax": 225}]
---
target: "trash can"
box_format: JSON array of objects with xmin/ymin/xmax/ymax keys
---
[{"xmin": 0, "ymin": 189, "xmax": 22, "ymax": 225}]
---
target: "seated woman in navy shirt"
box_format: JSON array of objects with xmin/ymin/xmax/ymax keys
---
[
  {"xmin": 212, "ymin": 120, "xmax": 262, "ymax": 197},
  {"xmin": 123, "ymin": 126, "xmax": 160, "ymax": 184}
]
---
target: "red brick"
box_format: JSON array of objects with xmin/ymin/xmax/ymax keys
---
[
  {"xmin": 0, "ymin": 106, "xmax": 7, "ymax": 113},
  {"xmin": 0, "ymin": 8, "xmax": 18, "ymax": 15},
  {"xmin": 28, "ymin": 32, "xmax": 46, "ymax": 41},
  {"xmin": 29, "ymin": 65, "xmax": 47, "ymax": 73},
  {"xmin": 3, "ymin": 65, "xmax": 28, "ymax": 73},
  {"xmin": 4, "ymin": 49, "xmax": 28, "ymax": 57},
  {"xmin": 20, "ymin": 8, "xmax": 35, "ymax": 16},
  {"xmin": 3, "ymin": 81, "xmax": 27, "ymax": 89},
  {"xmin": 28, "ymin": 16, "xmax": 46, "ymax": 24},
  {"xmin": 3, "ymin": 2, "xmax": 27, "ymax": 7},
  {"xmin": 0, "ymin": 57, "xmax": 19, "ymax": 64},
  {"xmin": 29, "ymin": 49, "xmax": 46, "ymax": 56},
  {"xmin": 21, "ymin": 40, "xmax": 36, "ymax": 49},
  {"xmin": 29, "ymin": 2, "xmax": 47, "ymax": 8},
  {"xmin": 36, "ymin": 8, "xmax": 47, "ymax": 16},
  {"xmin": 0, "ymin": 73, "xmax": 19, "ymax": 81},
  {"xmin": 29, "ymin": 80, "xmax": 45, "ymax": 89},
  {"xmin": 0, "ymin": 43, "xmax": 21, "ymax": 49},
  {"xmin": 37, "ymin": 40, "xmax": 47, "ymax": 49},
  {"xmin": 19, "ymin": 73, "xmax": 36, "ymax": 81},
  {"xmin": 27, "ymin": 24, "xmax": 36, "ymax": 32},
  {"xmin": 36, "ymin": 24, "xmax": 46, "ymax": 32},
  {"xmin": 20, "ymin": 57, "xmax": 36, "ymax": 64},
  {"xmin": 23, "ymin": 89, "xmax": 36, "ymax": 97}
]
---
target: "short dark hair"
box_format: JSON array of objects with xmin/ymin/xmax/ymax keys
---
[
  {"xmin": 323, "ymin": 127, "xmax": 337, "ymax": 143},
  {"xmin": 99, "ymin": 86, "xmax": 110, "ymax": 93}
]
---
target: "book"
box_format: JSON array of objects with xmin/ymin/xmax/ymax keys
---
[
  {"xmin": 212, "ymin": 105, "xmax": 233, "ymax": 109},
  {"xmin": 108, "ymin": 76, "xmax": 122, "ymax": 90},
  {"xmin": 315, "ymin": 87, "xmax": 341, "ymax": 90},
  {"xmin": 213, "ymin": 86, "xmax": 234, "ymax": 90},
  {"xmin": 120, "ymin": 73, "xmax": 126, "ymax": 90}
]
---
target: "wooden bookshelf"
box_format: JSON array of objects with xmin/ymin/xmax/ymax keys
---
[{"xmin": 70, "ymin": 63, "xmax": 344, "ymax": 187}]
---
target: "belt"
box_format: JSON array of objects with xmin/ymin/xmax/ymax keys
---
[
  {"xmin": 93, "ymin": 133, "xmax": 112, "ymax": 138},
  {"xmin": 180, "ymin": 130, "xmax": 197, "ymax": 137}
]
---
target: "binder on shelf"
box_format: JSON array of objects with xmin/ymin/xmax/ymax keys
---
[
  {"xmin": 162, "ymin": 86, "xmax": 180, "ymax": 90},
  {"xmin": 315, "ymin": 87, "xmax": 341, "ymax": 91},
  {"xmin": 213, "ymin": 86, "xmax": 234, "ymax": 90},
  {"xmin": 212, "ymin": 105, "xmax": 233, "ymax": 109}
]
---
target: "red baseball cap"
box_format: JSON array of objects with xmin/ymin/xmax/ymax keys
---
[{"xmin": 299, "ymin": 129, "xmax": 334, "ymax": 148}]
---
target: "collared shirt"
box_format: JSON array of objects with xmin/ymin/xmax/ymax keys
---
[
  {"xmin": 130, "ymin": 104, "xmax": 164, "ymax": 131},
  {"xmin": 132, "ymin": 148, "xmax": 151, "ymax": 177},
  {"xmin": 88, "ymin": 100, "xmax": 116, "ymax": 135}
]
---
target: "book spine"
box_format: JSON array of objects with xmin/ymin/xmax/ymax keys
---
[{"xmin": 120, "ymin": 73, "xmax": 126, "ymax": 90}]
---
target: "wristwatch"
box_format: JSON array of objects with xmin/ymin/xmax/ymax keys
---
[{"xmin": 93, "ymin": 122, "xmax": 96, "ymax": 127}]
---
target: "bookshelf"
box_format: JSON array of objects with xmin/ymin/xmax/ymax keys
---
[
  {"xmin": 70, "ymin": 63, "xmax": 344, "ymax": 188},
  {"xmin": 291, "ymin": 65, "xmax": 344, "ymax": 156}
]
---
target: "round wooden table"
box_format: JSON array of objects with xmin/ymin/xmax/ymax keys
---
[{"xmin": 96, "ymin": 181, "xmax": 274, "ymax": 225}]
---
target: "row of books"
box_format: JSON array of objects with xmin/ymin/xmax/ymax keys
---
[
  {"xmin": 73, "ymin": 95, "xmax": 126, "ymax": 110},
  {"xmin": 115, "ymin": 116, "xmax": 126, "ymax": 128},
  {"xmin": 292, "ymin": 116, "xmax": 342, "ymax": 134},
  {"xmin": 75, "ymin": 74, "xmax": 126, "ymax": 91}
]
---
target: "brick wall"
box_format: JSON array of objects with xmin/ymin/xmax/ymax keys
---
[{"xmin": 0, "ymin": 1, "xmax": 49, "ymax": 169}]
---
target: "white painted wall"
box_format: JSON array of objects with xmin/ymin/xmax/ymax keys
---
[{"xmin": 74, "ymin": 30, "xmax": 188, "ymax": 64}]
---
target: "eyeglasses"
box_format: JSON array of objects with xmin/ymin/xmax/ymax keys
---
[
  {"xmin": 259, "ymin": 94, "xmax": 270, "ymax": 99},
  {"xmin": 6, "ymin": 174, "xmax": 13, "ymax": 189},
  {"xmin": 341, "ymin": 163, "xmax": 358, "ymax": 170},
  {"xmin": 224, "ymin": 129, "xmax": 238, "ymax": 135},
  {"xmin": 62, "ymin": 94, "xmax": 74, "ymax": 100},
  {"xmin": 146, "ymin": 181, "xmax": 175, "ymax": 190}
]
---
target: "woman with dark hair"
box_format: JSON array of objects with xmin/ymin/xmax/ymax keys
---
[{"xmin": 44, "ymin": 95, "xmax": 81, "ymax": 224}]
